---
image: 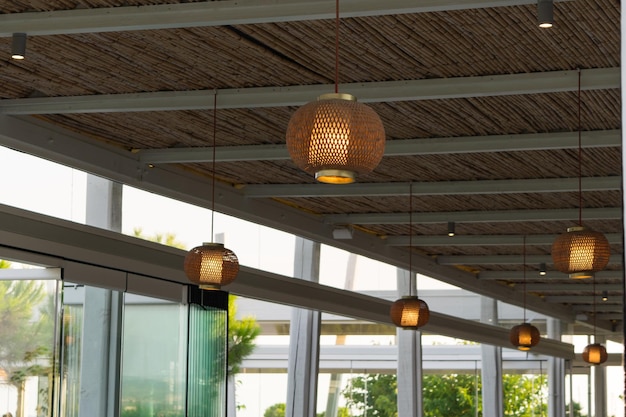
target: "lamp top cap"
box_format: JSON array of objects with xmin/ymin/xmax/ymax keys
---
[{"xmin": 318, "ymin": 92, "xmax": 356, "ymax": 102}]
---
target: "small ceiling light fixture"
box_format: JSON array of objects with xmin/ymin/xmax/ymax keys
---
[
  {"xmin": 602, "ymin": 290, "xmax": 608, "ymax": 302},
  {"xmin": 184, "ymin": 94, "xmax": 239, "ymax": 290},
  {"xmin": 537, "ymin": 0, "xmax": 554, "ymax": 28},
  {"xmin": 510, "ymin": 236, "xmax": 541, "ymax": 351},
  {"xmin": 539, "ymin": 262, "xmax": 547, "ymax": 276},
  {"xmin": 11, "ymin": 32, "xmax": 26, "ymax": 60},
  {"xmin": 447, "ymin": 221, "xmax": 455, "ymax": 237},
  {"xmin": 551, "ymin": 70, "xmax": 610, "ymax": 279},
  {"xmin": 390, "ymin": 183, "xmax": 430, "ymax": 329},
  {"xmin": 285, "ymin": 0, "xmax": 385, "ymax": 184},
  {"xmin": 583, "ymin": 276, "xmax": 608, "ymax": 365}
]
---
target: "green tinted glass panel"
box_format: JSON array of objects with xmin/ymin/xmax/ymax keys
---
[
  {"xmin": 187, "ymin": 303, "xmax": 227, "ymax": 417},
  {"xmin": 121, "ymin": 299, "xmax": 187, "ymax": 417}
]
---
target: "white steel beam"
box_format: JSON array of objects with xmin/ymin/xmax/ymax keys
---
[
  {"xmin": 326, "ymin": 207, "xmax": 622, "ymax": 225},
  {"xmin": 438, "ymin": 254, "xmax": 623, "ymax": 265},
  {"xmin": 137, "ymin": 130, "xmax": 620, "ymax": 164},
  {"xmin": 0, "ymin": 201, "xmax": 575, "ymax": 358},
  {"xmin": 387, "ymin": 233, "xmax": 622, "ymax": 247},
  {"xmin": 0, "ymin": 0, "xmax": 574, "ymax": 37},
  {"xmin": 525, "ymin": 283, "xmax": 623, "ymax": 292},
  {"xmin": 545, "ymin": 296, "xmax": 621, "ymax": 303},
  {"xmin": 479, "ymin": 270, "xmax": 623, "ymax": 280},
  {"xmin": 243, "ymin": 177, "xmax": 620, "ymax": 198},
  {"xmin": 0, "ymin": 68, "xmax": 618, "ymax": 115}
]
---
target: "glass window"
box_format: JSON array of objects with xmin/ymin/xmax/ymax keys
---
[
  {"xmin": 0, "ymin": 264, "xmax": 60, "ymax": 417},
  {"xmin": 120, "ymin": 294, "xmax": 188, "ymax": 417}
]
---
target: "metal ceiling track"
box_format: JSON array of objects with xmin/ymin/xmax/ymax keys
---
[
  {"xmin": 387, "ymin": 233, "xmax": 622, "ymax": 246},
  {"xmin": 0, "ymin": 0, "xmax": 573, "ymax": 37},
  {"xmin": 134, "ymin": 130, "xmax": 620, "ymax": 164},
  {"xmin": 326, "ymin": 207, "xmax": 622, "ymax": 225},
  {"xmin": 242, "ymin": 177, "xmax": 620, "ymax": 198},
  {"xmin": 0, "ymin": 68, "xmax": 618, "ymax": 115}
]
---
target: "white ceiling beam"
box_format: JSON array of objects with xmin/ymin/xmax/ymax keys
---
[
  {"xmin": 438, "ymin": 254, "xmax": 623, "ymax": 265},
  {"xmin": 0, "ymin": 68, "xmax": 618, "ymax": 115},
  {"xmin": 137, "ymin": 129, "xmax": 620, "ymax": 164},
  {"xmin": 573, "ymin": 304, "xmax": 623, "ymax": 312},
  {"xmin": 545, "ymin": 296, "xmax": 620, "ymax": 303},
  {"xmin": 326, "ymin": 207, "xmax": 622, "ymax": 225},
  {"xmin": 480, "ymin": 270, "xmax": 623, "ymax": 280},
  {"xmin": 243, "ymin": 177, "xmax": 620, "ymax": 198},
  {"xmin": 387, "ymin": 233, "xmax": 623, "ymax": 246},
  {"xmin": 0, "ymin": 0, "xmax": 572, "ymax": 37},
  {"xmin": 525, "ymin": 283, "xmax": 623, "ymax": 292}
]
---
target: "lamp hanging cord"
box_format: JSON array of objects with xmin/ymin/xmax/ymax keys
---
[
  {"xmin": 211, "ymin": 92, "xmax": 217, "ymax": 242},
  {"xmin": 409, "ymin": 182, "xmax": 414, "ymax": 297},
  {"xmin": 334, "ymin": 0, "xmax": 340, "ymax": 94},
  {"xmin": 577, "ymin": 69, "xmax": 582, "ymax": 226},
  {"xmin": 523, "ymin": 235, "xmax": 527, "ymax": 322},
  {"xmin": 593, "ymin": 271, "xmax": 597, "ymax": 340}
]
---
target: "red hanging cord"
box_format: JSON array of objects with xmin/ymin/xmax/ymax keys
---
[
  {"xmin": 334, "ymin": 0, "xmax": 339, "ymax": 94},
  {"xmin": 211, "ymin": 92, "xmax": 217, "ymax": 242},
  {"xmin": 577, "ymin": 69, "xmax": 583, "ymax": 226},
  {"xmin": 409, "ymin": 182, "xmax": 414, "ymax": 297},
  {"xmin": 523, "ymin": 235, "xmax": 527, "ymax": 322}
]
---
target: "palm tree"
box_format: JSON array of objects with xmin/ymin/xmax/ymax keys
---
[{"xmin": 0, "ymin": 265, "xmax": 51, "ymax": 417}]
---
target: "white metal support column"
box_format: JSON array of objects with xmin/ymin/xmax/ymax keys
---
[
  {"xmin": 286, "ymin": 237, "xmax": 321, "ymax": 417},
  {"xmin": 78, "ymin": 175, "xmax": 123, "ymax": 417},
  {"xmin": 547, "ymin": 318, "xmax": 565, "ymax": 417},
  {"xmin": 592, "ymin": 335, "xmax": 607, "ymax": 417},
  {"xmin": 396, "ymin": 269, "xmax": 423, "ymax": 417},
  {"xmin": 480, "ymin": 296, "xmax": 503, "ymax": 417}
]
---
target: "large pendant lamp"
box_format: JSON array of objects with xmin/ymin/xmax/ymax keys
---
[
  {"xmin": 184, "ymin": 94, "xmax": 239, "ymax": 290},
  {"xmin": 551, "ymin": 70, "xmax": 610, "ymax": 279},
  {"xmin": 390, "ymin": 183, "xmax": 430, "ymax": 329},
  {"xmin": 510, "ymin": 236, "xmax": 541, "ymax": 351},
  {"xmin": 285, "ymin": 0, "xmax": 385, "ymax": 184},
  {"xmin": 582, "ymin": 273, "xmax": 608, "ymax": 365}
]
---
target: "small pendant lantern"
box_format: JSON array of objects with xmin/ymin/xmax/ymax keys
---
[
  {"xmin": 510, "ymin": 236, "xmax": 540, "ymax": 351},
  {"xmin": 390, "ymin": 183, "xmax": 429, "ymax": 329},
  {"xmin": 582, "ymin": 343, "xmax": 608, "ymax": 365},
  {"xmin": 184, "ymin": 242, "xmax": 239, "ymax": 290},
  {"xmin": 184, "ymin": 94, "xmax": 239, "ymax": 290},
  {"xmin": 582, "ymin": 270, "xmax": 608, "ymax": 365},
  {"xmin": 510, "ymin": 322, "xmax": 541, "ymax": 351},
  {"xmin": 551, "ymin": 70, "xmax": 610, "ymax": 279}
]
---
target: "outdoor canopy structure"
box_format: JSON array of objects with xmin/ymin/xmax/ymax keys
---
[{"xmin": 0, "ymin": 0, "xmax": 622, "ymax": 364}]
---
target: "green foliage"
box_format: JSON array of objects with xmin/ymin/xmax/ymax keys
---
[
  {"xmin": 0, "ymin": 278, "xmax": 49, "ymax": 384},
  {"xmin": 342, "ymin": 374, "xmax": 397, "ymax": 417},
  {"xmin": 133, "ymin": 227, "xmax": 186, "ymax": 249},
  {"xmin": 503, "ymin": 374, "xmax": 546, "ymax": 417},
  {"xmin": 423, "ymin": 374, "xmax": 480, "ymax": 417},
  {"xmin": 342, "ymin": 373, "xmax": 579, "ymax": 417},
  {"xmin": 228, "ymin": 295, "xmax": 261, "ymax": 374},
  {"xmin": 264, "ymin": 402, "xmax": 286, "ymax": 417}
]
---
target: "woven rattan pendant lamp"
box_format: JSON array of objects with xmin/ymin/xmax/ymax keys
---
[
  {"xmin": 510, "ymin": 236, "xmax": 541, "ymax": 351},
  {"xmin": 390, "ymin": 183, "xmax": 430, "ymax": 329},
  {"xmin": 551, "ymin": 70, "xmax": 610, "ymax": 279},
  {"xmin": 582, "ymin": 275, "xmax": 608, "ymax": 365},
  {"xmin": 285, "ymin": 0, "xmax": 385, "ymax": 184},
  {"xmin": 184, "ymin": 94, "xmax": 239, "ymax": 290}
]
